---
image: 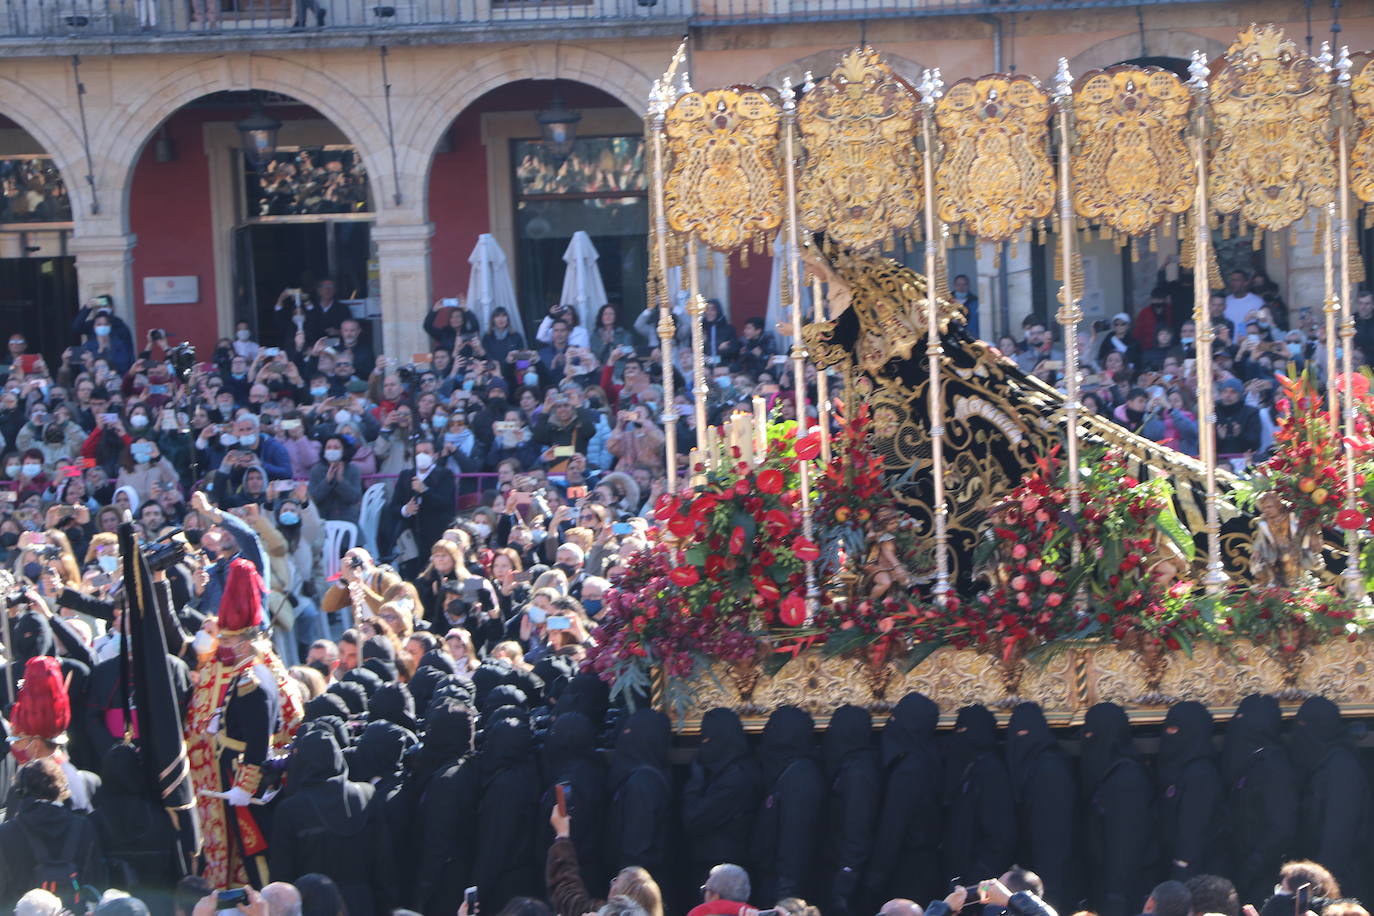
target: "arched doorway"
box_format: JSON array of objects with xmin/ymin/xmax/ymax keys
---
[
  {"xmin": 425, "ymin": 79, "xmax": 645, "ymax": 337},
  {"xmin": 0, "ymin": 114, "xmax": 78, "ymax": 368},
  {"xmin": 128, "ymin": 91, "xmax": 376, "ymax": 351}
]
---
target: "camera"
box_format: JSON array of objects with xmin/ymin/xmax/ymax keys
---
[
  {"xmin": 143, "ymin": 530, "xmax": 188, "ymax": 573},
  {"xmin": 348, "ymin": 555, "xmax": 365, "ymax": 571},
  {"xmin": 168, "ymin": 342, "xmax": 197, "ymax": 382},
  {"xmin": 31, "ymin": 543, "xmax": 62, "ymax": 562}
]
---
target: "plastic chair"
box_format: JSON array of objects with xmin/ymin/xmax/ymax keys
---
[
  {"xmin": 322, "ymin": 520, "xmax": 359, "ymax": 583},
  {"xmin": 357, "ymin": 482, "xmax": 388, "ymax": 553}
]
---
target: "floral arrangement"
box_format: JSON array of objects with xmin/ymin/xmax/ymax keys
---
[{"xmin": 1216, "ymin": 584, "xmax": 1365, "ymax": 653}]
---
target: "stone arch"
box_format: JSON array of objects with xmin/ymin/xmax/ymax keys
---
[
  {"xmin": 100, "ymin": 54, "xmax": 395, "ymax": 233},
  {"xmin": 756, "ymin": 48, "xmax": 929, "ymax": 90},
  {"xmin": 0, "ymin": 76, "xmax": 97, "ymax": 230},
  {"xmin": 1067, "ymin": 29, "xmax": 1226, "ymax": 76},
  {"xmin": 400, "ymin": 43, "xmax": 652, "ymax": 211}
]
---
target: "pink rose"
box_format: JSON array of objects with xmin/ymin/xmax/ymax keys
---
[
  {"xmin": 1011, "ymin": 544, "xmax": 1028, "ymax": 559},
  {"xmin": 1027, "ymin": 557, "xmax": 1042, "ymax": 572},
  {"xmin": 1040, "ymin": 570, "xmax": 1057, "ymax": 586},
  {"xmin": 1046, "ymin": 593, "xmax": 1063, "ymax": 607},
  {"xmin": 1011, "ymin": 575, "xmax": 1028, "ymax": 592}
]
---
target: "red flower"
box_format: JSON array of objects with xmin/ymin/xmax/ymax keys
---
[
  {"xmin": 1337, "ymin": 508, "xmax": 1366, "ymax": 530},
  {"xmin": 778, "ymin": 593, "xmax": 807, "ymax": 627},
  {"xmin": 795, "ymin": 432, "xmax": 821, "ymax": 460},
  {"xmin": 729, "ymin": 525, "xmax": 747, "ymax": 554},
  {"xmin": 793, "ymin": 538, "xmax": 820, "ymax": 562},
  {"xmin": 756, "ymin": 468, "xmax": 785, "ymax": 494},
  {"xmin": 755, "ymin": 578, "xmax": 781, "ymax": 603},
  {"xmin": 669, "ymin": 566, "xmax": 700, "ymax": 587},
  {"xmin": 667, "ymin": 514, "xmax": 696, "ymax": 539}
]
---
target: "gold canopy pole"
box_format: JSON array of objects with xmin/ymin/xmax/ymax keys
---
[
  {"xmin": 1188, "ymin": 52, "xmax": 1227, "ymax": 594},
  {"xmin": 811, "ymin": 272, "xmax": 831, "ymax": 465},
  {"xmin": 1335, "ymin": 47, "xmax": 1365, "ymax": 598},
  {"xmin": 918, "ymin": 68, "xmax": 951, "ymax": 600},
  {"xmin": 1317, "ymin": 43, "xmax": 1341, "ymax": 422},
  {"xmin": 1052, "ymin": 59, "xmax": 1084, "ymax": 574},
  {"xmin": 781, "ymin": 76, "xmax": 819, "ymax": 620},
  {"xmin": 647, "ymin": 70, "xmax": 680, "ymax": 492}
]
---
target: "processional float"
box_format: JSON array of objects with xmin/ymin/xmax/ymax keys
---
[{"xmin": 632, "ymin": 25, "xmax": 1374, "ymax": 726}]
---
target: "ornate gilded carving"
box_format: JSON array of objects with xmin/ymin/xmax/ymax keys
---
[
  {"xmin": 1350, "ymin": 53, "xmax": 1374, "ymax": 204},
  {"xmin": 1208, "ymin": 24, "xmax": 1336, "ymax": 232},
  {"xmin": 663, "ymin": 87, "xmax": 783, "ymax": 252},
  {"xmin": 934, "ymin": 75, "xmax": 1055, "ymax": 240},
  {"xmin": 1071, "ymin": 67, "xmax": 1195, "ymax": 236},
  {"xmin": 797, "ymin": 47, "xmax": 922, "ymax": 252}
]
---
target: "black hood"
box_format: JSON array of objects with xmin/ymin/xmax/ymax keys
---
[
  {"xmin": 289, "ymin": 727, "xmax": 371, "ymax": 835},
  {"xmin": 369, "ymin": 682, "xmax": 418, "ymax": 732},
  {"xmin": 1006, "ymin": 702, "xmax": 1058, "ymax": 797},
  {"xmin": 698, "ymin": 707, "xmax": 751, "ymax": 777},
  {"xmin": 824, "ymin": 704, "xmax": 875, "ymax": 778},
  {"xmin": 420, "ymin": 650, "xmax": 459, "ymax": 676},
  {"xmin": 1292, "ymin": 695, "xmax": 1348, "ymax": 775},
  {"xmin": 1080, "ymin": 702, "xmax": 1136, "ymax": 792},
  {"xmin": 946, "ymin": 704, "xmax": 998, "ymax": 795},
  {"xmin": 98, "ymin": 742, "xmax": 147, "ymax": 797},
  {"xmin": 348, "ymin": 720, "xmax": 417, "ymax": 783},
  {"xmin": 362, "ymin": 657, "xmax": 398, "ymax": 683},
  {"xmin": 556, "ymin": 672, "xmax": 610, "ymax": 725},
  {"xmin": 481, "ymin": 683, "xmax": 529, "ymax": 718},
  {"xmin": 1221, "ymin": 693, "xmax": 1283, "ymax": 784},
  {"xmin": 611, "ymin": 707, "xmax": 671, "ymax": 787},
  {"xmin": 882, "ymin": 692, "xmax": 940, "ymax": 767},
  {"xmin": 305, "ymin": 692, "xmax": 351, "ymax": 723},
  {"xmin": 328, "ymin": 680, "xmax": 369, "ymax": 716},
  {"xmin": 342, "ymin": 666, "xmax": 383, "ymax": 699},
  {"xmin": 292, "ymin": 726, "xmax": 347, "ymax": 785},
  {"xmin": 10, "ymin": 611, "xmax": 53, "ymax": 662},
  {"xmin": 408, "ymin": 667, "xmax": 445, "ymax": 719},
  {"xmin": 307, "ymin": 716, "xmax": 350, "ymax": 756},
  {"xmin": 545, "ymin": 711, "xmax": 600, "ymax": 783},
  {"xmin": 410, "ymin": 697, "xmax": 475, "ymax": 785},
  {"xmin": 481, "ymin": 715, "xmax": 534, "ymax": 783},
  {"xmin": 759, "ymin": 705, "xmax": 816, "ymax": 783},
  {"xmin": 1158, "ymin": 700, "xmax": 1215, "ymax": 788}
]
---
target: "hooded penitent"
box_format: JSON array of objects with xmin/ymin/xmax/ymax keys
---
[
  {"xmin": 822, "ymin": 705, "xmax": 880, "ymax": 916},
  {"xmin": 867, "ymin": 692, "xmax": 943, "ymax": 904},
  {"xmin": 1004, "ymin": 702, "xmax": 1076, "ymax": 909},
  {"xmin": 943, "ymin": 704, "xmax": 1014, "ymax": 884},
  {"xmin": 474, "ymin": 715, "xmax": 541, "ymax": 911},
  {"xmin": 1079, "ymin": 703, "xmax": 1155, "ymax": 916},
  {"xmin": 753, "ymin": 705, "xmax": 824, "ymax": 903},
  {"xmin": 543, "ymin": 711, "xmax": 609, "ymax": 895},
  {"xmin": 608, "ymin": 708, "xmax": 672, "ymax": 876},
  {"xmin": 347, "ymin": 720, "xmax": 417, "ymax": 784},
  {"xmin": 684, "ymin": 707, "xmax": 762, "ymax": 881},
  {"xmin": 1156, "ymin": 701, "xmax": 1226, "ymax": 880},
  {"xmin": 1292, "ymin": 696, "xmax": 1372, "ymax": 898},
  {"xmin": 1223, "ymin": 694, "xmax": 1297, "ymax": 907},
  {"xmin": 369, "ymin": 682, "xmax": 418, "ymax": 732}
]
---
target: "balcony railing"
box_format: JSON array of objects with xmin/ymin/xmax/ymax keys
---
[{"xmin": 0, "ymin": 0, "xmax": 1214, "ymax": 41}]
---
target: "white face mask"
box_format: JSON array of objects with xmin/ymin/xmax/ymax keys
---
[
  {"xmin": 219, "ymin": 433, "xmax": 239, "ymax": 447},
  {"xmin": 21, "ymin": 462, "xmax": 41, "ymax": 477},
  {"xmin": 236, "ymin": 329, "xmax": 252, "ymax": 342},
  {"xmin": 415, "ymin": 452, "xmax": 435, "ymax": 471},
  {"xmin": 238, "ymin": 433, "xmax": 258, "ymax": 449},
  {"xmin": 334, "ymin": 409, "xmax": 352, "ymax": 426},
  {"xmin": 472, "ymin": 522, "xmax": 491, "ymax": 539},
  {"xmin": 129, "ymin": 414, "xmax": 149, "ymax": 430},
  {"xmin": 323, "ymin": 448, "xmax": 344, "ymax": 463}
]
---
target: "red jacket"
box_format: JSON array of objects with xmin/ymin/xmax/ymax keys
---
[{"xmin": 687, "ymin": 900, "xmax": 752, "ymax": 916}]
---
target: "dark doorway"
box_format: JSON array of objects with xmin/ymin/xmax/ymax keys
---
[
  {"xmin": 0, "ymin": 236, "xmax": 78, "ymax": 369},
  {"xmin": 235, "ymin": 221, "xmax": 372, "ymax": 343}
]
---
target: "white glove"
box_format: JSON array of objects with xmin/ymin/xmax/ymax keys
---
[{"xmin": 223, "ymin": 786, "xmax": 252, "ymax": 807}]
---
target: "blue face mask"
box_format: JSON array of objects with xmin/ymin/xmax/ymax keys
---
[
  {"xmin": 97, "ymin": 554, "xmax": 119, "ymax": 573},
  {"xmin": 1288, "ymin": 343, "xmax": 1303, "ymax": 357},
  {"xmin": 444, "ymin": 432, "xmax": 463, "ymax": 447},
  {"xmin": 463, "ymin": 378, "xmax": 475, "ymax": 391},
  {"xmin": 278, "ymin": 511, "xmax": 300, "ymax": 526},
  {"xmin": 310, "ymin": 386, "xmax": 328, "ymax": 398},
  {"xmin": 94, "ymin": 325, "xmax": 111, "ymax": 337},
  {"xmin": 148, "ymin": 384, "xmax": 169, "ymax": 396},
  {"xmin": 581, "ymin": 598, "xmax": 603, "ymax": 616},
  {"xmin": 432, "ymin": 415, "xmax": 447, "ymax": 430},
  {"xmin": 523, "ymin": 372, "xmax": 539, "ymax": 387}
]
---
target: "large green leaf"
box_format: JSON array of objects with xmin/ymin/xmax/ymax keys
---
[
  {"xmin": 897, "ymin": 639, "xmax": 944, "ymax": 673},
  {"xmin": 1155, "ymin": 501, "xmax": 1196, "ymax": 561},
  {"xmin": 822, "ymin": 627, "xmax": 877, "ymax": 657},
  {"xmin": 763, "ymin": 651, "xmax": 794, "ymax": 678}
]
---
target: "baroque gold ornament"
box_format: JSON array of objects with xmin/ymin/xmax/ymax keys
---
[
  {"xmin": 797, "ymin": 46, "xmax": 922, "ymax": 252},
  {"xmin": 1350, "ymin": 52, "xmax": 1374, "ymax": 204},
  {"xmin": 934, "ymin": 74, "xmax": 1055, "ymax": 241},
  {"xmin": 1071, "ymin": 67, "xmax": 1194, "ymax": 236},
  {"xmin": 663, "ymin": 87, "xmax": 783, "ymax": 252},
  {"xmin": 1208, "ymin": 24, "xmax": 1336, "ymax": 233}
]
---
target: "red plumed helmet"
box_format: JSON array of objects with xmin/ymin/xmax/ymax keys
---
[
  {"xmin": 218, "ymin": 557, "xmax": 265, "ymax": 635},
  {"xmin": 11, "ymin": 656, "xmax": 71, "ymax": 742}
]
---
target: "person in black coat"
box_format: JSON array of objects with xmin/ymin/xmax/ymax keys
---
[
  {"xmin": 1222, "ymin": 694, "xmax": 1297, "ymax": 908},
  {"xmin": 943, "ymin": 704, "xmax": 1015, "ymax": 884},
  {"xmin": 380, "ymin": 440, "xmax": 456, "ymax": 578},
  {"xmin": 863, "ymin": 692, "xmax": 942, "ymax": 909},
  {"xmin": 607, "ymin": 707, "xmax": 673, "ymax": 878},
  {"xmin": 474, "ymin": 714, "xmax": 541, "ymax": 912},
  {"xmin": 683, "ymin": 708, "xmax": 763, "ymax": 887},
  {"xmin": 751, "ymin": 705, "xmax": 824, "ymax": 906},
  {"xmin": 1156, "ymin": 701, "xmax": 1228, "ymax": 881},
  {"xmin": 822, "ymin": 705, "xmax": 880, "ymax": 916},
  {"xmin": 89, "ymin": 744, "xmax": 180, "ymax": 896},
  {"xmin": 0, "ymin": 758, "xmax": 107, "ymax": 910},
  {"xmin": 1292, "ymin": 696, "xmax": 1371, "ymax": 900},
  {"xmin": 270, "ymin": 727, "xmax": 397, "ymax": 916},
  {"xmin": 543, "ymin": 711, "xmax": 610, "ymax": 897},
  {"xmin": 415, "ymin": 701, "xmax": 481, "ymax": 916},
  {"xmin": 1080, "ymin": 702, "xmax": 1154, "ymax": 916},
  {"xmin": 1005, "ymin": 702, "xmax": 1075, "ymax": 910}
]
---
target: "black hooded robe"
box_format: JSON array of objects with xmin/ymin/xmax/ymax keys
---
[
  {"xmin": 683, "ymin": 708, "xmax": 763, "ymax": 884},
  {"xmin": 1005, "ymin": 702, "xmax": 1076, "ymax": 910},
  {"xmin": 822, "ymin": 705, "xmax": 881, "ymax": 916},
  {"xmin": 751, "ymin": 705, "xmax": 824, "ymax": 905},
  {"xmin": 863, "ymin": 692, "xmax": 943, "ymax": 909},
  {"xmin": 1156, "ymin": 701, "xmax": 1228, "ymax": 881},
  {"xmin": 415, "ymin": 703, "xmax": 481, "ymax": 916},
  {"xmin": 1080, "ymin": 702, "xmax": 1155, "ymax": 916},
  {"xmin": 1222, "ymin": 694, "xmax": 1297, "ymax": 908},
  {"xmin": 270, "ymin": 728, "xmax": 397, "ymax": 916},
  {"xmin": 1292, "ymin": 696, "xmax": 1371, "ymax": 900},
  {"xmin": 943, "ymin": 704, "xmax": 1016, "ymax": 882},
  {"xmin": 89, "ymin": 744, "xmax": 181, "ymax": 895},
  {"xmin": 474, "ymin": 715, "xmax": 542, "ymax": 912},
  {"xmin": 542, "ymin": 712, "xmax": 611, "ymax": 897},
  {"xmin": 607, "ymin": 707, "xmax": 673, "ymax": 878}
]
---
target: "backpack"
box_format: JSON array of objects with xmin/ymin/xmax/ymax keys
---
[{"xmin": 25, "ymin": 821, "xmax": 86, "ymax": 910}]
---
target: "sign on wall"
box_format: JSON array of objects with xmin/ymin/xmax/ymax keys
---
[{"xmin": 143, "ymin": 276, "xmax": 199, "ymax": 305}]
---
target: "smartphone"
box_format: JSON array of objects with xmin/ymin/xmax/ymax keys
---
[
  {"xmin": 769, "ymin": 354, "xmax": 788, "ymax": 365},
  {"xmin": 1296, "ymin": 884, "xmax": 1311, "ymax": 916},
  {"xmin": 612, "ymin": 521, "xmax": 634, "ymax": 536},
  {"xmin": 547, "ymin": 615, "xmax": 571, "ymax": 631},
  {"xmin": 442, "ymin": 298, "xmax": 460, "ymax": 309},
  {"xmin": 216, "ymin": 889, "xmax": 249, "ymax": 910},
  {"xmin": 151, "ymin": 328, "xmax": 165, "ymax": 341},
  {"xmin": 553, "ymin": 445, "xmax": 576, "ymax": 458},
  {"xmin": 89, "ymin": 573, "xmax": 112, "ymax": 588},
  {"xmin": 324, "ymin": 337, "xmax": 341, "ymax": 348},
  {"xmin": 62, "ymin": 466, "xmax": 83, "ymax": 478},
  {"xmin": 567, "ymin": 485, "xmax": 588, "ymax": 500},
  {"xmin": 527, "ymin": 607, "xmax": 547, "ymax": 624},
  {"xmin": 515, "ymin": 360, "xmax": 530, "ymax": 370},
  {"xmin": 274, "ymin": 480, "xmax": 296, "ymax": 493},
  {"xmin": 555, "ymin": 781, "xmax": 571, "ymax": 818},
  {"xmin": 263, "ymin": 347, "xmax": 281, "ymax": 358},
  {"xmin": 513, "ymin": 570, "xmax": 532, "ymax": 584},
  {"xmin": 464, "ymin": 887, "xmax": 479, "ymax": 913},
  {"xmin": 29, "ymin": 533, "xmax": 46, "ymax": 546},
  {"xmin": 100, "ymin": 412, "xmax": 118, "ymax": 424},
  {"xmin": 462, "ymin": 578, "xmax": 482, "ymax": 600},
  {"xmin": 0, "ymin": 490, "xmax": 16, "ymax": 504},
  {"xmin": 281, "ymin": 418, "xmax": 301, "ymax": 431},
  {"xmin": 676, "ymin": 403, "xmax": 693, "ymax": 416}
]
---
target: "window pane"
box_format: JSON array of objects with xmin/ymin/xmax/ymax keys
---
[
  {"xmin": 514, "ymin": 136, "xmax": 646, "ymax": 197},
  {"xmin": 0, "ymin": 159, "xmax": 71, "ymax": 223},
  {"xmin": 244, "ymin": 146, "xmax": 372, "ymax": 218}
]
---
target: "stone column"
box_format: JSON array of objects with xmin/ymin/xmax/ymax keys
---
[
  {"xmin": 372, "ymin": 221, "xmax": 434, "ymax": 360},
  {"xmin": 70, "ymin": 231, "xmax": 137, "ymax": 326},
  {"xmin": 976, "ymin": 239, "xmax": 1035, "ymax": 340}
]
